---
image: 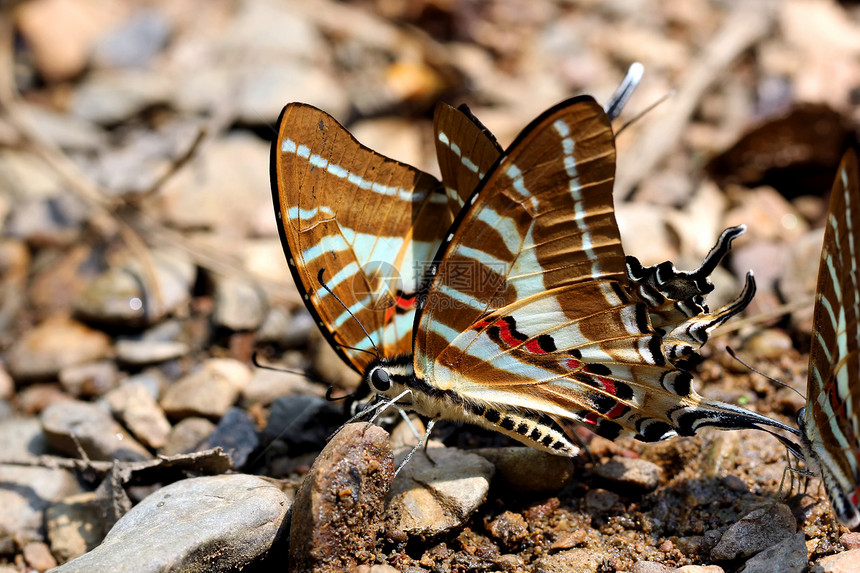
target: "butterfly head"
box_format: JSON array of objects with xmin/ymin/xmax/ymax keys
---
[{"xmin": 364, "ymin": 356, "xmax": 417, "ymax": 406}]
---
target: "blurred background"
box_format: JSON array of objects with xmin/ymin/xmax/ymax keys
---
[{"xmin": 1, "ymin": 0, "xmax": 859, "ymax": 569}]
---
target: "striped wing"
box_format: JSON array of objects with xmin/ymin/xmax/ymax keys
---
[
  {"xmin": 800, "ymin": 149, "xmax": 860, "ymax": 528},
  {"xmin": 271, "ymin": 103, "xmax": 451, "ymax": 372},
  {"xmin": 434, "ymin": 102, "xmax": 504, "ymax": 213},
  {"xmin": 414, "ymin": 96, "xmax": 794, "ymax": 444}
]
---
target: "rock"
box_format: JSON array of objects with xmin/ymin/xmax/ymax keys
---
[
  {"xmin": 41, "ymin": 400, "xmax": 152, "ymax": 461},
  {"xmin": 385, "ymin": 447, "xmax": 494, "ymax": 538},
  {"xmin": 472, "ymin": 447, "xmax": 574, "ymax": 492},
  {"xmin": 53, "ymin": 474, "xmax": 290, "ymax": 573},
  {"xmin": 73, "ymin": 248, "xmax": 195, "ymax": 326},
  {"xmin": 5, "ymin": 316, "xmax": 111, "ymax": 380},
  {"xmin": 103, "ymin": 382, "xmax": 171, "ymax": 449},
  {"xmin": 198, "ymin": 408, "xmax": 259, "ymax": 469},
  {"xmin": 673, "ymin": 566, "xmax": 725, "ymax": 572},
  {"xmin": 70, "ymin": 69, "xmax": 171, "ymax": 124},
  {"xmin": 0, "ymin": 464, "xmax": 83, "ymax": 540},
  {"xmin": 160, "ymin": 417, "xmax": 216, "ymax": 456},
  {"xmin": 91, "ymin": 9, "xmax": 171, "ymax": 69},
  {"xmin": 212, "ymin": 275, "xmax": 268, "ymax": 331},
  {"xmin": 256, "ymin": 307, "xmax": 315, "ymax": 347},
  {"xmin": 816, "ymin": 548, "xmax": 860, "ymax": 571},
  {"xmin": 157, "ymin": 134, "xmax": 273, "ymax": 236},
  {"xmin": 16, "ymin": 383, "xmax": 70, "ymax": 415},
  {"xmin": 241, "ymin": 367, "xmax": 325, "ymax": 407},
  {"xmin": 160, "ymin": 358, "xmax": 251, "ymax": 421},
  {"xmin": 264, "ymin": 395, "xmax": 342, "ymax": 452},
  {"xmin": 115, "ymin": 339, "xmax": 189, "ymax": 365},
  {"xmin": 840, "ymin": 532, "xmax": 860, "ymax": 550},
  {"xmin": 584, "ymin": 488, "xmax": 620, "ymax": 512},
  {"xmin": 739, "ymin": 531, "xmax": 806, "ymax": 573},
  {"xmin": 59, "ymin": 360, "xmax": 119, "ymax": 398},
  {"xmin": 289, "ymin": 423, "xmax": 394, "ymax": 573},
  {"xmin": 16, "ymin": 102, "xmax": 105, "ymax": 151},
  {"xmin": 4, "ymin": 193, "xmax": 89, "ymax": 246},
  {"xmin": 485, "ymin": 511, "xmax": 528, "ymax": 547},
  {"xmin": 710, "ymin": 504, "xmax": 796, "ymax": 561},
  {"xmin": 594, "ymin": 456, "xmax": 661, "ymax": 491},
  {"xmin": 631, "ymin": 562, "xmax": 671, "ymax": 573},
  {"xmin": 533, "ymin": 548, "xmax": 601, "ymax": 573},
  {"xmin": 46, "ymin": 492, "xmax": 106, "ymax": 564},
  {"xmin": 743, "ymin": 329, "xmax": 793, "ymax": 361},
  {"xmin": 23, "ymin": 541, "xmax": 57, "ymax": 571},
  {"xmin": 0, "ymin": 416, "xmax": 49, "ymax": 459}
]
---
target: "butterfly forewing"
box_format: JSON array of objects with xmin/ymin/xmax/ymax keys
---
[
  {"xmin": 271, "ymin": 103, "xmax": 451, "ymax": 372},
  {"xmin": 802, "ymin": 150, "xmax": 860, "ymax": 528}
]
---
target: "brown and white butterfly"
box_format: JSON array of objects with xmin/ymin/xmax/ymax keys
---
[
  {"xmin": 797, "ymin": 149, "xmax": 860, "ymax": 528},
  {"xmin": 271, "ymin": 93, "xmax": 799, "ymax": 456}
]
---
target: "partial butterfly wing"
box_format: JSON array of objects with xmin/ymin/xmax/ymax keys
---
[
  {"xmin": 434, "ymin": 102, "xmax": 504, "ymax": 213},
  {"xmin": 410, "ymin": 95, "xmax": 798, "ymax": 450},
  {"xmin": 271, "ymin": 103, "xmax": 451, "ymax": 372},
  {"xmin": 799, "ymin": 149, "xmax": 860, "ymax": 528}
]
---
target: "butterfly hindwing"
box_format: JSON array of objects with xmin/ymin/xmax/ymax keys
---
[{"xmin": 800, "ymin": 149, "xmax": 860, "ymax": 528}]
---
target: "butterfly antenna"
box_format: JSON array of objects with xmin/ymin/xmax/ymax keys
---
[
  {"xmin": 605, "ymin": 62, "xmax": 644, "ymax": 121},
  {"xmin": 251, "ymin": 350, "xmax": 336, "ymax": 386},
  {"xmin": 615, "ymin": 90, "xmax": 675, "ymax": 137},
  {"xmin": 317, "ymin": 267, "xmax": 379, "ymax": 357},
  {"xmin": 725, "ymin": 346, "xmax": 806, "ymax": 400}
]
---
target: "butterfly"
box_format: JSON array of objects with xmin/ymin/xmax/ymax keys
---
[
  {"xmin": 271, "ymin": 93, "xmax": 800, "ymax": 457},
  {"xmin": 797, "ymin": 149, "xmax": 860, "ymax": 528}
]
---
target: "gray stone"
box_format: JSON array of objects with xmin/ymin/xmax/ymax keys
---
[
  {"xmin": 594, "ymin": 456, "xmax": 661, "ymax": 491},
  {"xmin": 70, "ymin": 69, "xmax": 171, "ymax": 125},
  {"xmin": 46, "ymin": 492, "xmax": 106, "ymax": 564},
  {"xmin": 240, "ymin": 367, "xmax": 325, "ymax": 407},
  {"xmin": 290, "ymin": 423, "xmax": 393, "ymax": 572},
  {"xmin": 198, "ymin": 408, "xmax": 259, "ymax": 469},
  {"xmin": 6, "ymin": 317, "xmax": 111, "ymax": 380},
  {"xmin": 53, "ymin": 474, "xmax": 290, "ymax": 573},
  {"xmin": 103, "ymin": 382, "xmax": 171, "ymax": 449},
  {"xmin": 472, "ymin": 447, "xmax": 574, "ymax": 492},
  {"xmin": 212, "ymin": 275, "xmax": 268, "ymax": 331},
  {"xmin": 740, "ymin": 531, "xmax": 807, "ymax": 573},
  {"xmin": 385, "ymin": 447, "xmax": 494, "ymax": 537},
  {"xmin": 584, "ymin": 488, "xmax": 620, "ymax": 512},
  {"xmin": 115, "ymin": 339, "xmax": 189, "ymax": 365},
  {"xmin": 73, "ymin": 248, "xmax": 195, "ymax": 327},
  {"xmin": 533, "ymin": 548, "xmax": 601, "ymax": 573},
  {"xmin": 91, "ymin": 9, "xmax": 171, "ymax": 69},
  {"xmin": 160, "ymin": 358, "xmax": 250, "ymax": 420},
  {"xmin": 710, "ymin": 504, "xmax": 796, "ymax": 561},
  {"xmin": 0, "ymin": 464, "xmax": 83, "ymax": 541},
  {"xmin": 41, "ymin": 400, "xmax": 152, "ymax": 462},
  {"xmin": 160, "ymin": 417, "xmax": 216, "ymax": 456},
  {"xmin": 59, "ymin": 360, "xmax": 119, "ymax": 398}
]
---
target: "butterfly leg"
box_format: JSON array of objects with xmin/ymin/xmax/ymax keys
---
[{"xmin": 394, "ymin": 417, "xmax": 438, "ymax": 477}]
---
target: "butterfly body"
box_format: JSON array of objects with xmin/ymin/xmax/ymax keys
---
[{"xmin": 797, "ymin": 150, "xmax": 860, "ymax": 529}]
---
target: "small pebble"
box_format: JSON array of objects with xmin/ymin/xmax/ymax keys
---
[
  {"xmin": 472, "ymin": 447, "xmax": 574, "ymax": 492},
  {"xmin": 115, "ymin": 339, "xmax": 189, "ymax": 366},
  {"xmin": 198, "ymin": 407, "xmax": 260, "ymax": 469},
  {"xmin": 6, "ymin": 316, "xmax": 111, "ymax": 380},
  {"xmin": 160, "ymin": 417, "xmax": 216, "ymax": 456},
  {"xmin": 594, "ymin": 456, "xmax": 661, "ymax": 491},
  {"xmin": 485, "ymin": 511, "xmax": 528, "ymax": 546},
  {"xmin": 533, "ymin": 548, "xmax": 600, "ymax": 573},
  {"xmin": 46, "ymin": 492, "xmax": 106, "ymax": 563},
  {"xmin": 584, "ymin": 488, "xmax": 620, "ymax": 512},
  {"xmin": 816, "ymin": 548, "xmax": 860, "ymax": 571},
  {"xmin": 739, "ymin": 531, "xmax": 806, "ymax": 573},
  {"xmin": 160, "ymin": 358, "xmax": 250, "ymax": 420},
  {"xmin": 103, "ymin": 382, "xmax": 171, "ymax": 449},
  {"xmin": 59, "ymin": 360, "xmax": 119, "ymax": 398},
  {"xmin": 385, "ymin": 447, "xmax": 494, "ymax": 538},
  {"xmin": 631, "ymin": 562, "xmax": 671, "ymax": 573},
  {"xmin": 710, "ymin": 504, "xmax": 796, "ymax": 561},
  {"xmin": 212, "ymin": 275, "xmax": 268, "ymax": 331},
  {"xmin": 41, "ymin": 400, "xmax": 152, "ymax": 461},
  {"xmin": 23, "ymin": 541, "xmax": 57, "ymax": 571}
]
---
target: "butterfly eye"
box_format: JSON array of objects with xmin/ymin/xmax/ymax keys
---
[{"xmin": 369, "ymin": 367, "xmax": 391, "ymax": 392}]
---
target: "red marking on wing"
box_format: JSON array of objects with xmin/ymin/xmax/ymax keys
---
[{"xmin": 524, "ymin": 338, "xmax": 547, "ymax": 354}]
